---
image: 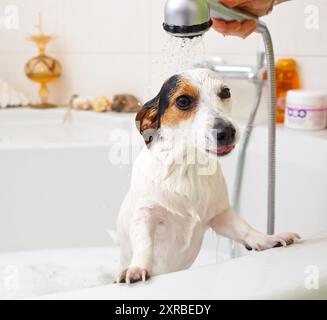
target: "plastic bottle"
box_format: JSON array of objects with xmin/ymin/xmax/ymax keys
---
[{"xmin": 276, "ymin": 59, "xmax": 300, "ymax": 123}]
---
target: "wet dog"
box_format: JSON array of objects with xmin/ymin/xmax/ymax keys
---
[{"xmin": 116, "ymin": 69, "xmax": 300, "ymax": 284}]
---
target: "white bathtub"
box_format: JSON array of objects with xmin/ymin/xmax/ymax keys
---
[
  {"xmin": 0, "ymin": 108, "xmax": 327, "ymax": 300},
  {"xmin": 0, "ymin": 108, "xmax": 135, "ymax": 251}
]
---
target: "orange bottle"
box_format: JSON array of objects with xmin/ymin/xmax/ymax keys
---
[{"xmin": 276, "ymin": 59, "xmax": 301, "ymax": 123}]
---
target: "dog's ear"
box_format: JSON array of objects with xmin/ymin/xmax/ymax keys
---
[
  {"xmin": 136, "ymin": 75, "xmax": 180, "ymax": 146},
  {"xmin": 135, "ymin": 96, "xmax": 160, "ymax": 146}
]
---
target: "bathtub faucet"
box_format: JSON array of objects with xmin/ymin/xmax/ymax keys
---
[{"xmin": 195, "ymin": 52, "xmax": 266, "ymax": 83}]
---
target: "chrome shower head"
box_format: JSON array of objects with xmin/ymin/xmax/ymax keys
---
[
  {"xmin": 163, "ymin": 0, "xmax": 260, "ymax": 38},
  {"xmin": 163, "ymin": 0, "xmax": 212, "ymax": 38}
]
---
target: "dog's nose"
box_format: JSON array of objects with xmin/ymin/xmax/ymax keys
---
[{"xmin": 214, "ymin": 119, "xmax": 236, "ymax": 147}]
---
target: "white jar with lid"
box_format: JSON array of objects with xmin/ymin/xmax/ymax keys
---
[{"xmin": 285, "ymin": 90, "xmax": 327, "ymax": 130}]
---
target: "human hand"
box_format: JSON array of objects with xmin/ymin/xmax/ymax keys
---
[
  {"xmin": 212, "ymin": 0, "xmax": 275, "ymax": 38},
  {"xmin": 220, "ymin": 0, "xmax": 276, "ymax": 17}
]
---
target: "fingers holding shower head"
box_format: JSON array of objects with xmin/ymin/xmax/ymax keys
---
[
  {"xmin": 163, "ymin": 0, "xmax": 212, "ymax": 38},
  {"xmin": 163, "ymin": 0, "xmax": 262, "ymax": 39}
]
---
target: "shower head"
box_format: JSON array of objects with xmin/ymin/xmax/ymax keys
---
[
  {"xmin": 163, "ymin": 0, "xmax": 212, "ymax": 38},
  {"xmin": 163, "ymin": 0, "xmax": 260, "ymax": 38}
]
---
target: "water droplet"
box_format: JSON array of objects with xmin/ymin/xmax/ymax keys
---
[{"xmin": 149, "ymin": 35, "xmax": 206, "ymax": 94}]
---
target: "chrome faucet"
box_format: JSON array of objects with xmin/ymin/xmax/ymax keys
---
[{"xmin": 195, "ymin": 52, "xmax": 266, "ymax": 83}]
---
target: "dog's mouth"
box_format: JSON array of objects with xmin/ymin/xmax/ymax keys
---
[
  {"xmin": 207, "ymin": 144, "xmax": 235, "ymax": 157},
  {"xmin": 216, "ymin": 145, "xmax": 235, "ymax": 156}
]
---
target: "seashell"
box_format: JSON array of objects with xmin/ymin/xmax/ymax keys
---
[
  {"xmin": 112, "ymin": 94, "xmax": 142, "ymax": 113},
  {"xmin": 71, "ymin": 95, "xmax": 94, "ymax": 111},
  {"xmin": 0, "ymin": 80, "xmax": 30, "ymax": 108},
  {"xmin": 92, "ymin": 96, "xmax": 112, "ymax": 113}
]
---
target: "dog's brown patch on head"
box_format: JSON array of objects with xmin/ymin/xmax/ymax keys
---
[
  {"xmin": 160, "ymin": 79, "xmax": 199, "ymax": 127},
  {"xmin": 136, "ymin": 74, "xmax": 199, "ymax": 146}
]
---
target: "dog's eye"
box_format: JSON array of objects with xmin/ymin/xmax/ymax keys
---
[
  {"xmin": 175, "ymin": 95, "xmax": 193, "ymax": 111},
  {"xmin": 218, "ymin": 87, "xmax": 231, "ymax": 100}
]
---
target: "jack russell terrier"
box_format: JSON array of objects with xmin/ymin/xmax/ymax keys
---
[{"xmin": 115, "ymin": 69, "xmax": 300, "ymax": 284}]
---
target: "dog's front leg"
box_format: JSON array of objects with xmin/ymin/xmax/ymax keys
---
[
  {"xmin": 210, "ymin": 208, "xmax": 300, "ymax": 251},
  {"xmin": 116, "ymin": 208, "xmax": 157, "ymax": 284}
]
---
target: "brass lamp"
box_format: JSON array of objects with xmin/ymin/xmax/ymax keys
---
[{"xmin": 25, "ymin": 13, "xmax": 62, "ymax": 109}]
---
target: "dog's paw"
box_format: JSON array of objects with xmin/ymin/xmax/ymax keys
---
[
  {"xmin": 114, "ymin": 266, "xmax": 151, "ymax": 285},
  {"xmin": 245, "ymin": 232, "xmax": 301, "ymax": 251}
]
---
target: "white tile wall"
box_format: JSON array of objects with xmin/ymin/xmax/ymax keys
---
[
  {"xmin": 0, "ymin": 0, "xmax": 326, "ymax": 119},
  {"xmin": 262, "ymin": 0, "xmax": 327, "ymax": 57}
]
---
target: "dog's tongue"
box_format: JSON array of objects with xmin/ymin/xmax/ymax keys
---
[{"xmin": 217, "ymin": 145, "xmax": 235, "ymax": 154}]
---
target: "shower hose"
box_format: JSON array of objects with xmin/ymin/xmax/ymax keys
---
[{"xmin": 229, "ymin": 25, "xmax": 277, "ymax": 258}]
